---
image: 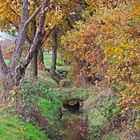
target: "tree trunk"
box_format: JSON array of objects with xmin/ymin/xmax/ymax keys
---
[
  {"xmin": 30, "ymin": 49, "xmax": 38, "ymax": 79},
  {"xmin": 50, "ymin": 27, "xmax": 57, "ymax": 75},
  {"xmin": 38, "ymin": 47, "xmax": 45, "ymax": 70},
  {"xmin": 1, "ymin": 70, "xmax": 15, "ymax": 104},
  {"xmin": 14, "ymin": 0, "xmax": 50, "ymax": 85},
  {"xmin": 30, "ymin": 20, "xmax": 38, "ymax": 79},
  {"xmin": 9, "ymin": 0, "xmax": 29, "ymax": 71},
  {"xmin": 0, "ymin": 45, "xmax": 15, "ymax": 103}
]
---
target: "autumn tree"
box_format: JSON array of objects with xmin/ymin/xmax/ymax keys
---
[
  {"xmin": 0, "ymin": 0, "xmax": 50, "ymax": 101},
  {"xmin": 41, "ymin": 0, "xmax": 89, "ymax": 75},
  {"xmin": 62, "ymin": 0, "xmax": 140, "ymax": 115},
  {"xmin": 0, "ymin": 0, "xmax": 50, "ymax": 79}
]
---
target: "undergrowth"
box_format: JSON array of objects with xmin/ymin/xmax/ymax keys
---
[{"xmin": 8, "ymin": 79, "xmax": 65, "ymax": 139}]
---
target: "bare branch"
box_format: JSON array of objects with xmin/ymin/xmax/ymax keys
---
[
  {"xmin": 24, "ymin": 5, "xmax": 42, "ymax": 28},
  {"xmin": 41, "ymin": 28, "xmax": 52, "ymax": 44},
  {"xmin": 6, "ymin": 18, "xmax": 18, "ymax": 29},
  {"xmin": 66, "ymin": 18, "xmax": 74, "ymax": 29},
  {"xmin": 10, "ymin": 7, "xmax": 20, "ymax": 17},
  {"xmin": 26, "ymin": 35, "xmax": 32, "ymax": 45}
]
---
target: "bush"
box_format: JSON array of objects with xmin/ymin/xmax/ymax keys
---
[{"xmin": 12, "ymin": 79, "xmax": 62, "ymax": 132}]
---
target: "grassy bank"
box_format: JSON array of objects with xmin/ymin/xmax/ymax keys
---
[{"xmin": 0, "ymin": 112, "xmax": 47, "ymax": 140}]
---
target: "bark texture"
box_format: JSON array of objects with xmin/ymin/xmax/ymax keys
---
[
  {"xmin": 50, "ymin": 27, "xmax": 57, "ymax": 75},
  {"xmin": 38, "ymin": 47, "xmax": 45, "ymax": 69},
  {"xmin": 30, "ymin": 20, "xmax": 38, "ymax": 79}
]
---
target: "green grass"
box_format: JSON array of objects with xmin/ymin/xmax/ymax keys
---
[
  {"xmin": 37, "ymin": 96, "xmax": 61, "ymax": 123},
  {"xmin": 4, "ymin": 52, "xmax": 70, "ymax": 71},
  {"xmin": 4, "ymin": 59, "xmax": 9, "ymax": 65},
  {"xmin": 85, "ymin": 90, "xmax": 120, "ymax": 140},
  {"xmin": 0, "ymin": 112, "xmax": 47, "ymax": 140},
  {"xmin": 16, "ymin": 79, "xmax": 63, "ymax": 130},
  {"xmin": 44, "ymin": 52, "xmax": 70, "ymax": 71},
  {"xmin": 44, "ymin": 52, "xmax": 52, "ymax": 67},
  {"xmin": 52, "ymin": 86, "xmax": 93, "ymax": 100},
  {"xmin": 0, "ymin": 85, "xmax": 3, "ymax": 93},
  {"xmin": 103, "ymin": 132, "xmax": 117, "ymax": 140}
]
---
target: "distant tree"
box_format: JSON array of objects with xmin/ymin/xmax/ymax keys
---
[{"xmin": 50, "ymin": 27, "xmax": 57, "ymax": 75}]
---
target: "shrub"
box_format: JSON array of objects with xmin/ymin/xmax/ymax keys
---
[{"xmin": 11, "ymin": 79, "xmax": 62, "ymax": 132}]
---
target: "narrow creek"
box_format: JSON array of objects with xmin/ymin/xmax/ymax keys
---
[{"xmin": 61, "ymin": 99, "xmax": 89, "ymax": 140}]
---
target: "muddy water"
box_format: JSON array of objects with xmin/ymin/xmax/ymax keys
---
[{"xmin": 62, "ymin": 110, "xmax": 88, "ymax": 140}]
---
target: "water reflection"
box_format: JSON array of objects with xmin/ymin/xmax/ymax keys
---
[{"xmin": 62, "ymin": 110, "xmax": 88, "ymax": 140}]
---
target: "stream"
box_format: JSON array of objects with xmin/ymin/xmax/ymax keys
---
[{"xmin": 61, "ymin": 102, "xmax": 89, "ymax": 140}]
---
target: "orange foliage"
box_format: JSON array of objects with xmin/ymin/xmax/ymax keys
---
[
  {"xmin": 62, "ymin": 0, "xmax": 140, "ymax": 114},
  {"xmin": 4, "ymin": 47, "xmax": 14, "ymax": 59}
]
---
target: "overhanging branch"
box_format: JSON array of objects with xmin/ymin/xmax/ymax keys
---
[
  {"xmin": 10, "ymin": 7, "xmax": 20, "ymax": 17},
  {"xmin": 23, "ymin": 5, "xmax": 42, "ymax": 28},
  {"xmin": 6, "ymin": 18, "xmax": 18, "ymax": 29},
  {"xmin": 41, "ymin": 28, "xmax": 52, "ymax": 44}
]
